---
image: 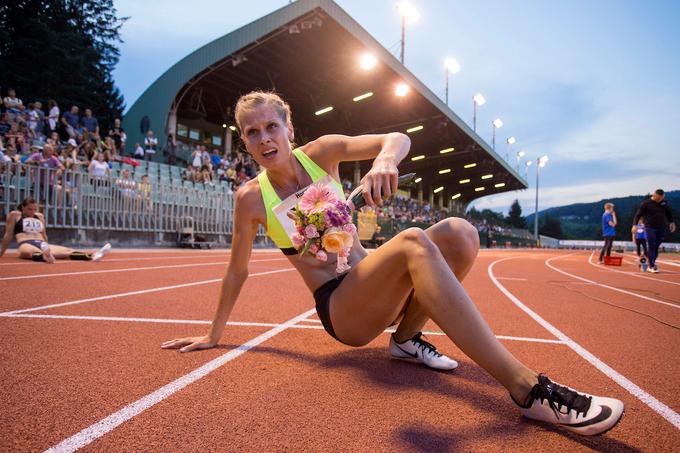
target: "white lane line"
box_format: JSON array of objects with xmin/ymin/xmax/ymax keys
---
[
  {"xmin": 0, "ymin": 313, "xmax": 562, "ymax": 344},
  {"xmin": 0, "ymin": 268, "xmax": 295, "ymax": 316},
  {"xmin": 587, "ymin": 252, "xmax": 680, "ymax": 287},
  {"xmin": 547, "ymin": 254, "xmax": 679, "ymax": 309},
  {"xmin": 495, "ymin": 277, "xmax": 528, "ymax": 281},
  {"xmin": 43, "ymin": 307, "xmax": 317, "ymax": 453},
  {"xmin": 657, "ymin": 259, "xmax": 680, "ymax": 268},
  {"xmin": 489, "ymin": 257, "xmax": 680, "ymax": 430},
  {"xmin": 0, "ymin": 255, "xmax": 221, "ymax": 266},
  {"xmin": 0, "ymin": 258, "xmax": 288, "ymax": 281}
]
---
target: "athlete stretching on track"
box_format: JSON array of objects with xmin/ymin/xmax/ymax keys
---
[
  {"xmin": 0, "ymin": 197, "xmax": 111, "ymax": 263},
  {"xmin": 163, "ymin": 91, "xmax": 624, "ymax": 436}
]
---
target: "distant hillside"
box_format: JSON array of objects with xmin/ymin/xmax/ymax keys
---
[{"xmin": 525, "ymin": 190, "xmax": 680, "ymax": 241}]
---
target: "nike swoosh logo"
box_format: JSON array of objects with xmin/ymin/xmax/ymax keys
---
[
  {"xmin": 395, "ymin": 344, "xmax": 419, "ymax": 359},
  {"xmin": 559, "ymin": 405, "xmax": 612, "ymax": 427}
]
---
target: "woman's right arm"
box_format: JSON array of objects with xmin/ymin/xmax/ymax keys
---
[
  {"xmin": 161, "ymin": 185, "xmax": 261, "ymax": 352},
  {"xmin": 0, "ymin": 213, "xmax": 18, "ymax": 258}
]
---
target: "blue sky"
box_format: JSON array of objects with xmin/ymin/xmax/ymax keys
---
[{"xmin": 113, "ymin": 0, "xmax": 680, "ymax": 215}]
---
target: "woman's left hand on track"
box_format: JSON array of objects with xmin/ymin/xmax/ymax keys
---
[{"xmin": 161, "ymin": 335, "xmax": 217, "ymax": 353}]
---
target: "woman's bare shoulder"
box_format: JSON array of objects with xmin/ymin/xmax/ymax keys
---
[{"xmin": 234, "ymin": 178, "xmax": 266, "ymax": 221}]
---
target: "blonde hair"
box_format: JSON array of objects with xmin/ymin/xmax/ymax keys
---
[
  {"xmin": 604, "ymin": 202, "xmax": 614, "ymax": 210},
  {"xmin": 234, "ymin": 91, "xmax": 292, "ymax": 132}
]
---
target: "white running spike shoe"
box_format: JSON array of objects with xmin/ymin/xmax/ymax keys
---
[
  {"xmin": 39, "ymin": 242, "xmax": 55, "ymax": 264},
  {"xmin": 92, "ymin": 243, "xmax": 112, "ymax": 262},
  {"xmin": 389, "ymin": 332, "xmax": 458, "ymax": 371},
  {"xmin": 514, "ymin": 374, "xmax": 624, "ymax": 436}
]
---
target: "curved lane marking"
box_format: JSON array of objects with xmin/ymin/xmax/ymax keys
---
[
  {"xmin": 586, "ymin": 252, "xmax": 680, "ymax": 286},
  {"xmin": 488, "ymin": 256, "xmax": 680, "ymax": 430}
]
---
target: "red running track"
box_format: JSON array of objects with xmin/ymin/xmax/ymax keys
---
[{"xmin": 1, "ymin": 249, "xmax": 679, "ymax": 452}]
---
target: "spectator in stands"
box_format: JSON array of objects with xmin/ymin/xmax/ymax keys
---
[
  {"xmin": 26, "ymin": 103, "xmax": 40, "ymax": 135},
  {"xmin": 101, "ymin": 136, "xmax": 119, "ymax": 162},
  {"xmin": 62, "ymin": 105, "xmax": 80, "ymax": 139},
  {"xmin": 108, "ymin": 118, "xmax": 126, "ymax": 155},
  {"xmin": 633, "ymin": 189, "xmax": 676, "ymax": 273},
  {"xmin": 144, "ymin": 130, "xmax": 157, "ymax": 161},
  {"xmin": 598, "ymin": 202, "xmax": 617, "ymax": 264},
  {"xmin": 46, "ymin": 100, "xmax": 60, "ymax": 133},
  {"xmin": 133, "ymin": 142, "xmax": 145, "ymax": 159},
  {"xmin": 80, "ymin": 108, "xmax": 99, "ymax": 138},
  {"xmin": 0, "ymin": 113, "xmax": 11, "ymax": 137},
  {"xmin": 211, "ymin": 149, "xmax": 222, "ymax": 170},
  {"xmin": 165, "ymin": 132, "xmax": 177, "ymax": 165},
  {"xmin": 191, "ymin": 146, "xmax": 203, "ymax": 169},
  {"xmin": 115, "ymin": 168, "xmax": 136, "ymax": 209},
  {"xmin": 88, "ymin": 151, "xmax": 110, "ymax": 181},
  {"xmin": 199, "ymin": 164, "xmax": 214, "ymax": 186},
  {"xmin": 137, "ymin": 174, "xmax": 152, "ymax": 211},
  {"xmin": 183, "ymin": 164, "xmax": 196, "ymax": 182},
  {"xmin": 3, "ymin": 88, "xmax": 23, "ymax": 121},
  {"xmin": 26, "ymin": 143, "xmax": 64, "ymax": 191}
]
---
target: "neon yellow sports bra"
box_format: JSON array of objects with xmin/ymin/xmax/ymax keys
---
[{"xmin": 258, "ymin": 148, "xmax": 345, "ymax": 252}]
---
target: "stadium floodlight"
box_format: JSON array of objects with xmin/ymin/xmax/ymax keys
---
[
  {"xmin": 353, "ymin": 92, "xmax": 373, "ymax": 102},
  {"xmin": 459, "ymin": 179, "xmax": 470, "ymax": 184},
  {"xmin": 494, "ymin": 183, "xmax": 506, "ymax": 188},
  {"xmin": 507, "ymin": 136, "xmax": 516, "ymax": 145},
  {"xmin": 439, "ymin": 147, "xmax": 454, "ymax": 154},
  {"xmin": 533, "ymin": 154, "xmax": 549, "ymax": 242},
  {"xmin": 472, "ymin": 93, "xmax": 486, "ymax": 131},
  {"xmin": 451, "ymin": 193, "xmax": 461, "ymax": 200},
  {"xmin": 481, "ymin": 174, "xmax": 493, "ymax": 179},
  {"xmin": 411, "ymin": 154, "xmax": 425, "ymax": 161},
  {"xmin": 221, "ymin": 123, "xmax": 227, "ymax": 128},
  {"xmin": 229, "ymin": 126, "xmax": 237, "ymax": 131},
  {"xmin": 492, "ymin": 118, "xmax": 503, "ymax": 150},
  {"xmin": 525, "ymin": 160, "xmax": 532, "ymax": 179},
  {"xmin": 475, "ymin": 187, "xmax": 485, "ymax": 192},
  {"xmin": 406, "ymin": 125, "xmax": 423, "ymax": 133},
  {"xmin": 506, "ymin": 136, "xmax": 516, "ymax": 162},
  {"xmin": 395, "ymin": 83, "xmax": 410, "ymax": 97},
  {"xmin": 315, "ymin": 106, "xmax": 333, "ymax": 116},
  {"xmin": 516, "ymin": 150, "xmax": 526, "ymax": 172},
  {"xmin": 414, "ymin": 177, "xmax": 422, "ymax": 183},
  {"xmin": 438, "ymin": 168, "xmax": 451, "ymax": 174},
  {"xmin": 397, "ymin": 2, "xmax": 420, "ymax": 64},
  {"xmin": 464, "ymin": 163, "xmax": 477, "ymax": 168},
  {"xmin": 360, "ymin": 54, "xmax": 377, "ymax": 70},
  {"xmin": 444, "ymin": 57, "xmax": 460, "ymax": 106},
  {"xmin": 433, "ymin": 186, "xmax": 444, "ymax": 194}
]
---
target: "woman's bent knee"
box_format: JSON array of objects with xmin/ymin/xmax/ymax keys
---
[{"xmin": 400, "ymin": 227, "xmax": 439, "ymax": 258}]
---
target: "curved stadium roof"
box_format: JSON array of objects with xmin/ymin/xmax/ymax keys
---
[{"xmin": 123, "ymin": 0, "xmax": 527, "ymax": 207}]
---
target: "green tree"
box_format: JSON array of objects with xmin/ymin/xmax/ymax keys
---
[
  {"xmin": 539, "ymin": 214, "xmax": 564, "ymax": 239},
  {"xmin": 507, "ymin": 199, "xmax": 526, "ymax": 229},
  {"xmin": 0, "ymin": 0, "xmax": 127, "ymax": 130}
]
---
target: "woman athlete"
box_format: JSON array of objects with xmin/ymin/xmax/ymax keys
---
[
  {"xmin": 163, "ymin": 92, "xmax": 624, "ymax": 436},
  {"xmin": 0, "ymin": 197, "xmax": 111, "ymax": 263}
]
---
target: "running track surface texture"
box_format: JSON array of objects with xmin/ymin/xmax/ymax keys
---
[{"xmin": 1, "ymin": 248, "xmax": 679, "ymax": 452}]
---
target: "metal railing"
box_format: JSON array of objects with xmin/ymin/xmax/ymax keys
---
[{"xmin": 0, "ymin": 161, "xmax": 265, "ymax": 238}]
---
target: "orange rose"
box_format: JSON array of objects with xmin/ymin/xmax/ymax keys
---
[{"xmin": 321, "ymin": 227, "xmax": 353, "ymax": 254}]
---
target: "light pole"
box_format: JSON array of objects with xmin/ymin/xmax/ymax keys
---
[
  {"xmin": 492, "ymin": 118, "xmax": 503, "ymax": 150},
  {"xmin": 506, "ymin": 136, "xmax": 516, "ymax": 162},
  {"xmin": 533, "ymin": 155, "xmax": 549, "ymax": 242},
  {"xmin": 397, "ymin": 2, "xmax": 419, "ymax": 64},
  {"xmin": 444, "ymin": 57, "xmax": 460, "ymax": 106},
  {"xmin": 524, "ymin": 159, "xmax": 532, "ymax": 180},
  {"xmin": 515, "ymin": 150, "xmax": 525, "ymax": 172},
  {"xmin": 472, "ymin": 93, "xmax": 486, "ymax": 132}
]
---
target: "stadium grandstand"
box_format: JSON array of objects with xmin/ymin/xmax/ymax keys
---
[{"xmin": 1, "ymin": 0, "xmax": 528, "ymax": 247}]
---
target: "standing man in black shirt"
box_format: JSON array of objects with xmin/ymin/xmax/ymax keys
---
[{"xmin": 632, "ymin": 189, "xmax": 676, "ymax": 273}]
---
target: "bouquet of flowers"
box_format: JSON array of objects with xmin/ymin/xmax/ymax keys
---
[{"xmin": 291, "ymin": 184, "xmax": 356, "ymax": 273}]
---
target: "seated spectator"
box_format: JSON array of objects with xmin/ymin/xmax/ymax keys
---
[
  {"xmin": 80, "ymin": 108, "xmax": 99, "ymax": 138},
  {"xmin": 137, "ymin": 174, "xmax": 152, "ymax": 211},
  {"xmin": 26, "ymin": 103, "xmax": 41, "ymax": 135},
  {"xmin": 133, "ymin": 142, "xmax": 144, "ymax": 159},
  {"xmin": 3, "ymin": 88, "xmax": 23, "ymax": 121},
  {"xmin": 211, "ymin": 149, "xmax": 222, "ymax": 169},
  {"xmin": 191, "ymin": 146, "xmax": 203, "ymax": 169},
  {"xmin": 183, "ymin": 164, "xmax": 196, "ymax": 182},
  {"xmin": 0, "ymin": 113, "xmax": 11, "ymax": 137},
  {"xmin": 46, "ymin": 100, "xmax": 60, "ymax": 133},
  {"xmin": 115, "ymin": 168, "xmax": 136, "ymax": 199},
  {"xmin": 62, "ymin": 105, "xmax": 80, "ymax": 138},
  {"xmin": 200, "ymin": 164, "xmax": 214, "ymax": 185}
]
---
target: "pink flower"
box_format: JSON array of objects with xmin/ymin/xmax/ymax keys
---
[
  {"xmin": 309, "ymin": 243, "xmax": 319, "ymax": 254},
  {"xmin": 336, "ymin": 255, "xmax": 351, "ymax": 273},
  {"xmin": 304, "ymin": 224, "xmax": 319, "ymax": 239},
  {"xmin": 338, "ymin": 248, "xmax": 350, "ymax": 257},
  {"xmin": 299, "ymin": 184, "xmax": 337, "ymax": 214},
  {"xmin": 291, "ymin": 233, "xmax": 305, "ymax": 249},
  {"xmin": 342, "ymin": 223, "xmax": 357, "ymax": 235},
  {"xmin": 315, "ymin": 250, "xmax": 328, "ymax": 261}
]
